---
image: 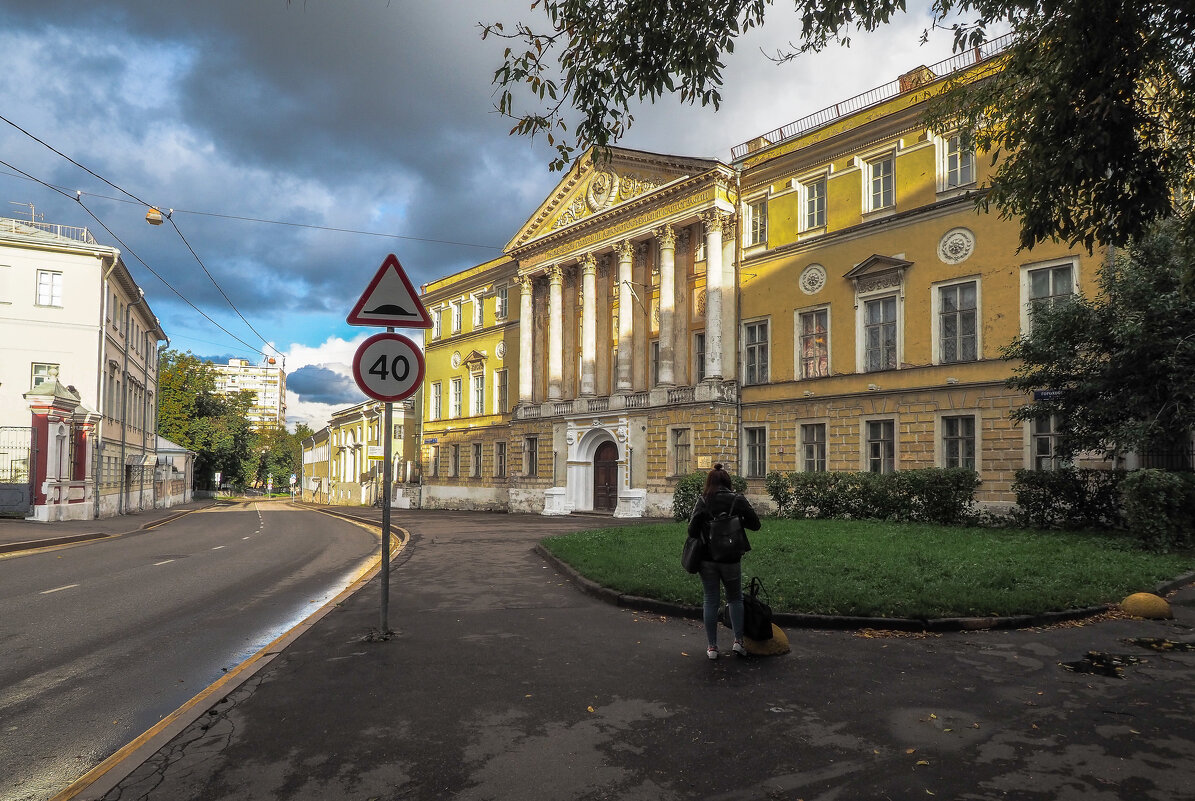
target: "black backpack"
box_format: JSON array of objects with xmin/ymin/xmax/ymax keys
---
[{"xmin": 705, "ymin": 494, "xmax": 748, "ymax": 562}]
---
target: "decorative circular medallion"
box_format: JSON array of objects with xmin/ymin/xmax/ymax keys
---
[
  {"xmin": 586, "ymin": 170, "xmax": 619, "ymax": 212},
  {"xmin": 495, "ymin": 341, "xmax": 506, "ymax": 360},
  {"xmin": 799, "ymin": 264, "xmax": 827, "ymax": 295},
  {"xmin": 938, "ymin": 227, "xmax": 976, "ymax": 264},
  {"xmin": 450, "ymin": 351, "xmax": 461, "ymax": 369}
]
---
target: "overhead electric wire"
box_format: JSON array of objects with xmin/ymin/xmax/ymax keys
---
[{"xmin": 0, "ymin": 156, "xmax": 269, "ymax": 358}]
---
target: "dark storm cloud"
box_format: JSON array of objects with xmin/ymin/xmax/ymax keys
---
[{"xmin": 287, "ymin": 365, "xmax": 362, "ymax": 405}]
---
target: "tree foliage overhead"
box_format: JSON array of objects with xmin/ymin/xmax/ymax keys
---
[
  {"xmin": 1002, "ymin": 218, "xmax": 1195, "ymax": 460},
  {"xmin": 485, "ymin": 0, "xmax": 1195, "ymax": 252}
]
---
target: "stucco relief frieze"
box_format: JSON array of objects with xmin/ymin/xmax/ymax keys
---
[
  {"xmin": 856, "ymin": 271, "xmax": 902, "ymax": 294},
  {"xmin": 550, "ymin": 170, "xmax": 666, "ymax": 231}
]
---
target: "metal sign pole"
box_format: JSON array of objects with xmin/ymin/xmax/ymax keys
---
[{"xmin": 380, "ymin": 332, "xmax": 394, "ymax": 634}]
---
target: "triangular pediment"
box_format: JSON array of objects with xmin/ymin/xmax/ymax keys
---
[
  {"xmin": 843, "ymin": 254, "xmax": 914, "ymax": 279},
  {"xmin": 506, "ymin": 147, "xmax": 721, "ymax": 252},
  {"xmin": 462, "ymin": 349, "xmax": 487, "ymax": 370}
]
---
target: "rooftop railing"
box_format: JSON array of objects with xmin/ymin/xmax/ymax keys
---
[
  {"xmin": 0, "ymin": 216, "xmax": 98, "ymax": 245},
  {"xmin": 730, "ymin": 32, "xmax": 1015, "ymax": 161}
]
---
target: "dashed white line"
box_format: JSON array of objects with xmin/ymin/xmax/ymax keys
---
[
  {"xmin": 212, "ymin": 545, "xmax": 226, "ymax": 551},
  {"xmin": 154, "ymin": 559, "xmax": 175, "ymax": 566},
  {"xmin": 40, "ymin": 584, "xmax": 79, "ymax": 595},
  {"xmin": 242, "ymin": 537, "xmax": 250, "ymax": 540}
]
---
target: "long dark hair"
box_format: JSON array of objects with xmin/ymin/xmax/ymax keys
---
[{"xmin": 702, "ymin": 463, "xmax": 733, "ymax": 498}]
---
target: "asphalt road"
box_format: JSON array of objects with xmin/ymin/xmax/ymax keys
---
[{"xmin": 0, "ymin": 501, "xmax": 378, "ymax": 801}]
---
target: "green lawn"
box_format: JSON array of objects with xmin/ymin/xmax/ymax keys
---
[{"xmin": 541, "ymin": 519, "xmax": 1194, "ymax": 619}]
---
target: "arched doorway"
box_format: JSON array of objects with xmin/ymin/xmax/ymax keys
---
[{"xmin": 593, "ymin": 441, "xmax": 619, "ymax": 512}]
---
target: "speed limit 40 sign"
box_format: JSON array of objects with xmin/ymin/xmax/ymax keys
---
[{"xmin": 352, "ymin": 332, "xmax": 425, "ymax": 403}]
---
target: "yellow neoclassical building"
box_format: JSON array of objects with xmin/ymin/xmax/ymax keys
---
[{"xmin": 420, "ymin": 37, "xmax": 1097, "ymax": 516}]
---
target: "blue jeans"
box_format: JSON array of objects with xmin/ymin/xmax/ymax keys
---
[{"xmin": 700, "ymin": 560, "xmax": 744, "ymax": 647}]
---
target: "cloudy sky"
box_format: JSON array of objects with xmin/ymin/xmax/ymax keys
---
[{"xmin": 0, "ymin": 0, "xmax": 980, "ymax": 430}]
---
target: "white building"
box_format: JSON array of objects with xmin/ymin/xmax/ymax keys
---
[
  {"xmin": 210, "ymin": 357, "xmax": 287, "ymax": 430},
  {"xmin": 0, "ymin": 214, "xmax": 166, "ymax": 518}
]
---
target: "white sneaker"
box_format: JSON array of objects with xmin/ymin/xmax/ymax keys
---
[
  {"xmin": 707, "ymin": 646, "xmax": 719, "ymax": 660},
  {"xmin": 732, "ymin": 641, "xmax": 747, "ymax": 657}
]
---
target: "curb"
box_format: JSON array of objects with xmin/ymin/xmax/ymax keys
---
[
  {"xmin": 534, "ymin": 544, "xmax": 1194, "ymax": 633},
  {"xmin": 0, "ymin": 503, "xmax": 216, "ymax": 555}
]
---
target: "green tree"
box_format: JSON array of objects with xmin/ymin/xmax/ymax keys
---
[
  {"xmin": 1002, "ymin": 218, "xmax": 1195, "ymax": 460},
  {"xmin": 485, "ymin": 0, "xmax": 1195, "ymax": 252}
]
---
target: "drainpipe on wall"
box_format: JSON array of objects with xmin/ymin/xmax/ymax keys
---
[
  {"xmin": 153, "ymin": 335, "xmax": 169, "ymax": 508},
  {"xmin": 734, "ymin": 168, "xmax": 745, "ymax": 478},
  {"xmin": 118, "ymin": 287, "xmax": 145, "ymax": 515},
  {"xmin": 95, "ymin": 251, "xmax": 120, "ymax": 519}
]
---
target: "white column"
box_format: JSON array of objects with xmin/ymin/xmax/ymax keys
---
[
  {"xmin": 517, "ymin": 274, "xmax": 534, "ymax": 403},
  {"xmin": 580, "ymin": 254, "xmax": 597, "ymax": 396},
  {"xmin": 721, "ymin": 216, "xmax": 738, "ymax": 382},
  {"xmin": 654, "ymin": 225, "xmax": 676, "ymax": 386},
  {"xmin": 615, "ymin": 240, "xmax": 635, "ymax": 392},
  {"xmin": 702, "ymin": 211, "xmax": 725, "ymax": 380},
  {"xmin": 547, "ymin": 265, "xmax": 564, "ymax": 400}
]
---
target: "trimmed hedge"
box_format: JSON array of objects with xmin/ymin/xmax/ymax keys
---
[
  {"xmin": 1121, "ymin": 469, "xmax": 1195, "ymax": 552},
  {"xmin": 763, "ymin": 468, "xmax": 980, "ymax": 525},
  {"xmin": 672, "ymin": 471, "xmax": 747, "ymax": 521},
  {"xmin": 1011, "ymin": 468, "xmax": 1126, "ymax": 530}
]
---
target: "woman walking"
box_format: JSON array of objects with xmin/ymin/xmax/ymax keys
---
[{"xmin": 686, "ymin": 464, "xmax": 761, "ymax": 659}]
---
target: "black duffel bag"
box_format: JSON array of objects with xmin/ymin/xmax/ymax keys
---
[{"xmin": 719, "ymin": 576, "xmax": 774, "ymax": 641}]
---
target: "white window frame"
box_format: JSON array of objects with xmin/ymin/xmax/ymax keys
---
[
  {"xmin": 797, "ymin": 171, "xmax": 828, "ymax": 234},
  {"xmin": 744, "ymin": 195, "xmax": 768, "ymax": 248},
  {"xmin": 429, "ymin": 445, "xmax": 440, "ymax": 478},
  {"xmin": 693, "ymin": 332, "xmax": 706, "ymax": 382},
  {"xmin": 471, "ymin": 442, "xmax": 483, "ymax": 477},
  {"xmin": 939, "ymin": 413, "xmax": 979, "ymax": 471},
  {"xmin": 856, "ymin": 290, "xmax": 903, "ymax": 373},
  {"xmin": 494, "ymin": 369, "xmax": 509, "ymax": 415},
  {"xmin": 36, "ymin": 270, "xmax": 63, "ymax": 307},
  {"xmin": 796, "ymin": 305, "xmax": 831, "ymax": 380},
  {"xmin": 450, "ymin": 377, "xmax": 462, "ymax": 418},
  {"xmin": 525, "ymin": 436, "xmax": 539, "ymax": 477},
  {"xmin": 800, "ymin": 422, "xmax": 828, "ymax": 473},
  {"xmin": 495, "ymin": 441, "xmax": 507, "ymax": 478},
  {"xmin": 451, "ymin": 300, "xmax": 462, "ymax": 334},
  {"xmin": 471, "ymin": 372, "xmax": 485, "ymax": 416},
  {"xmin": 742, "ymin": 318, "xmax": 770, "ymax": 386},
  {"xmin": 1026, "ymin": 414, "xmax": 1069, "ymax": 471},
  {"xmin": 1019, "ymin": 257, "xmax": 1078, "ymax": 334},
  {"xmin": 670, "ymin": 427, "xmax": 692, "ymax": 477},
  {"xmin": 472, "ymin": 294, "xmax": 484, "ymax": 328},
  {"xmin": 430, "ymin": 382, "xmax": 442, "ymax": 420},
  {"xmin": 31, "ymin": 362, "xmax": 59, "ymax": 389},
  {"xmin": 931, "ymin": 277, "xmax": 982, "ymax": 365},
  {"xmin": 936, "ymin": 132, "xmax": 977, "ymax": 194},
  {"xmin": 864, "ymin": 151, "xmax": 896, "ymax": 213},
  {"xmin": 432, "ymin": 308, "xmax": 443, "ymax": 340},
  {"xmin": 495, "ymin": 285, "xmax": 509, "ymax": 320}
]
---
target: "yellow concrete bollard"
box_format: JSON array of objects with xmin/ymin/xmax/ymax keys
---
[
  {"xmin": 1120, "ymin": 592, "xmax": 1173, "ymax": 619},
  {"xmin": 744, "ymin": 624, "xmax": 791, "ymax": 656}
]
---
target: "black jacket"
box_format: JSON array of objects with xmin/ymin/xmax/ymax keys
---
[{"xmin": 687, "ymin": 489, "xmax": 762, "ymax": 547}]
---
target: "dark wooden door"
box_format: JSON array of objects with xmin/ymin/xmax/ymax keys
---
[{"xmin": 593, "ymin": 441, "xmax": 619, "ymax": 511}]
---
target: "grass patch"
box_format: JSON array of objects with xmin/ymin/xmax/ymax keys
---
[{"xmin": 541, "ymin": 519, "xmax": 1194, "ymax": 619}]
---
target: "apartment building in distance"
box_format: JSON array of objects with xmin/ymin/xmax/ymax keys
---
[
  {"xmin": 419, "ymin": 34, "xmax": 1100, "ymax": 517},
  {"xmin": 211, "ymin": 357, "xmax": 287, "ymax": 430}
]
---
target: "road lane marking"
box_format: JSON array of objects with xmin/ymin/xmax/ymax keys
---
[
  {"xmin": 40, "ymin": 584, "xmax": 79, "ymax": 594},
  {"xmin": 212, "ymin": 545, "xmax": 226, "ymax": 550},
  {"xmin": 242, "ymin": 537, "xmax": 250, "ymax": 540},
  {"xmin": 154, "ymin": 560, "xmax": 175, "ymax": 566}
]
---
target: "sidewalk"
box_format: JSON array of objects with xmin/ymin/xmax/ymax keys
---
[
  {"xmin": 73, "ymin": 507, "xmax": 1195, "ymax": 800},
  {"xmin": 0, "ymin": 500, "xmax": 215, "ymax": 553}
]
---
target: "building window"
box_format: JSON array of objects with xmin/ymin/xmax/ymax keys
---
[
  {"xmin": 798, "ymin": 309, "xmax": 829, "ymax": 379},
  {"xmin": 432, "ymin": 309, "xmax": 442, "ymax": 340},
  {"xmin": 867, "ymin": 155, "xmax": 895, "ymax": 211},
  {"xmin": 430, "ymin": 382, "xmax": 442, "ymax": 420},
  {"xmin": 866, "ymin": 419, "xmax": 895, "ymax": 474},
  {"xmin": 1028, "ymin": 263, "xmax": 1074, "ymax": 325},
  {"xmin": 942, "ymin": 415, "xmax": 976, "ymax": 469},
  {"xmin": 801, "ymin": 176, "xmax": 827, "ymax": 231},
  {"xmin": 672, "ymin": 428, "xmax": 692, "ymax": 476},
  {"xmin": 451, "ymin": 301, "xmax": 462, "ymax": 334},
  {"xmin": 743, "ymin": 320, "xmax": 769, "ymax": 385},
  {"xmin": 472, "ymin": 442, "xmax": 482, "ymax": 477},
  {"xmin": 450, "ymin": 378, "xmax": 462, "ymax": 418},
  {"xmin": 744, "ymin": 426, "xmax": 767, "ymax": 478},
  {"xmin": 864, "ymin": 296, "xmax": 898, "ymax": 372},
  {"xmin": 525, "ymin": 437, "xmax": 538, "ymax": 477},
  {"xmin": 945, "ymin": 134, "xmax": 975, "ymax": 188},
  {"xmin": 746, "ymin": 198, "xmax": 767, "ymax": 247},
  {"xmin": 495, "ymin": 441, "xmax": 507, "ymax": 478},
  {"xmin": 451, "ymin": 444, "xmax": 461, "ymax": 477},
  {"xmin": 473, "ymin": 296, "xmax": 483, "ymax": 328},
  {"xmin": 650, "ymin": 340, "xmax": 660, "ymax": 386},
  {"xmin": 1032, "ymin": 415, "xmax": 1065, "ymax": 471},
  {"xmin": 31, "ymin": 362, "xmax": 59, "ymax": 389},
  {"xmin": 939, "ymin": 281, "xmax": 978, "ymax": 364},
  {"xmin": 36, "ymin": 270, "xmax": 63, "ymax": 307},
  {"xmin": 430, "ymin": 445, "xmax": 440, "ymax": 478},
  {"xmin": 802, "ymin": 423, "xmax": 826, "ymax": 472},
  {"xmin": 472, "ymin": 373, "xmax": 485, "ymax": 416},
  {"xmin": 495, "ymin": 369, "xmax": 509, "ymax": 414},
  {"xmin": 495, "ymin": 285, "xmax": 509, "ymax": 319},
  {"xmin": 694, "ymin": 332, "xmax": 706, "ymax": 382}
]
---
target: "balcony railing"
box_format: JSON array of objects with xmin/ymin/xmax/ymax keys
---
[
  {"xmin": 730, "ymin": 32, "xmax": 1015, "ymax": 161},
  {"xmin": 588, "ymin": 397, "xmax": 609, "ymax": 413},
  {"xmin": 625, "ymin": 392, "xmax": 649, "ymax": 409},
  {"xmin": 667, "ymin": 386, "xmax": 695, "ymax": 404},
  {"xmin": 0, "ymin": 216, "xmax": 98, "ymax": 245},
  {"xmin": 511, "ymin": 381, "xmax": 736, "ymax": 421}
]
